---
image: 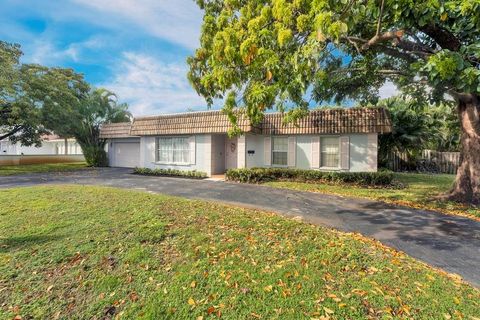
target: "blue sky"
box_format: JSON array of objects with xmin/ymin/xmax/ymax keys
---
[
  {"xmin": 1, "ymin": 0, "xmax": 397, "ymax": 116},
  {"xmin": 1, "ymin": 0, "xmax": 209, "ymax": 116}
]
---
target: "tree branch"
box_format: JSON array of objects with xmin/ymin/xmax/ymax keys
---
[
  {"xmin": 0, "ymin": 125, "xmax": 24, "ymax": 141},
  {"xmin": 418, "ymin": 24, "xmax": 461, "ymax": 51},
  {"xmin": 329, "ymin": 68, "xmax": 409, "ymax": 76},
  {"xmin": 376, "ymin": 0, "xmax": 385, "ymax": 36},
  {"xmin": 394, "ymin": 39, "xmax": 435, "ymax": 57},
  {"xmin": 342, "ymin": 36, "xmax": 418, "ymax": 63},
  {"xmin": 362, "ymin": 30, "xmax": 404, "ymax": 50},
  {"xmin": 377, "ymin": 45, "xmax": 418, "ymax": 63}
]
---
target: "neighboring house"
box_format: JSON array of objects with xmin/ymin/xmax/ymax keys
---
[
  {"xmin": 0, "ymin": 134, "xmax": 83, "ymax": 155},
  {"xmin": 100, "ymin": 108, "xmax": 392, "ymax": 176}
]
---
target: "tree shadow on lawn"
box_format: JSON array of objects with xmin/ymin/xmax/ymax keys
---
[{"xmin": 0, "ymin": 234, "xmax": 63, "ymax": 253}]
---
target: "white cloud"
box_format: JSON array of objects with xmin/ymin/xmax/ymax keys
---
[
  {"xmin": 103, "ymin": 52, "xmax": 209, "ymax": 116},
  {"xmin": 26, "ymin": 36, "xmax": 106, "ymax": 65},
  {"xmin": 71, "ymin": 0, "xmax": 203, "ymax": 49},
  {"xmin": 29, "ymin": 41, "xmax": 76, "ymax": 65},
  {"xmin": 378, "ymin": 81, "xmax": 399, "ymax": 99}
]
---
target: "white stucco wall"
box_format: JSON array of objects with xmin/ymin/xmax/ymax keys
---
[
  {"xmin": 244, "ymin": 133, "xmax": 378, "ymax": 172},
  {"xmin": 115, "ymin": 132, "xmax": 378, "ymax": 175},
  {"xmin": 245, "ymin": 134, "xmax": 263, "ymax": 168},
  {"xmin": 349, "ymin": 134, "xmax": 373, "ymax": 171},
  {"xmin": 296, "ymin": 136, "xmax": 313, "ymax": 169},
  {"xmin": 139, "ymin": 134, "xmax": 213, "ymax": 176},
  {"xmin": 0, "ymin": 139, "xmax": 82, "ymax": 155}
]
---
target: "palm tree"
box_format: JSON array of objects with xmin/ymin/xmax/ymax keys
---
[
  {"xmin": 426, "ymin": 103, "xmax": 461, "ymax": 152},
  {"xmin": 71, "ymin": 88, "xmax": 131, "ymax": 166},
  {"xmin": 377, "ymin": 97, "xmax": 434, "ymax": 168}
]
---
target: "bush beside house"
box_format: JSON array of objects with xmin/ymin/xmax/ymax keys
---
[
  {"xmin": 225, "ymin": 168, "xmax": 395, "ymax": 186},
  {"xmin": 133, "ymin": 167, "xmax": 207, "ymax": 179}
]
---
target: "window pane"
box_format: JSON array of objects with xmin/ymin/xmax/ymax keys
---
[
  {"xmin": 272, "ymin": 151, "xmax": 288, "ymax": 166},
  {"xmin": 272, "ymin": 137, "xmax": 288, "ymax": 152},
  {"xmin": 157, "ymin": 137, "xmax": 190, "ymax": 164},
  {"xmin": 272, "ymin": 136, "xmax": 288, "ymax": 166},
  {"xmin": 321, "ymin": 137, "xmax": 339, "ymax": 167}
]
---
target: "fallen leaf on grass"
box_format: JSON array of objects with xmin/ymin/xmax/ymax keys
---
[
  {"xmin": 129, "ymin": 292, "xmax": 138, "ymax": 302},
  {"xmin": 323, "ymin": 307, "xmax": 334, "ymax": 314},
  {"xmin": 207, "ymin": 306, "xmax": 216, "ymax": 314}
]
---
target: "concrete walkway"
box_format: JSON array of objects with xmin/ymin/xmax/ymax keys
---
[{"xmin": 1, "ymin": 168, "xmax": 479, "ymax": 287}]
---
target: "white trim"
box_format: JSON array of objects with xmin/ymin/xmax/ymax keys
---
[{"xmin": 319, "ymin": 166, "xmax": 341, "ymax": 171}]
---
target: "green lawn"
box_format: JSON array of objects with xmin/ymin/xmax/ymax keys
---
[
  {"xmin": 0, "ymin": 162, "xmax": 87, "ymax": 176},
  {"xmin": 266, "ymin": 173, "xmax": 480, "ymax": 220},
  {"xmin": 1, "ymin": 186, "xmax": 479, "ymax": 319}
]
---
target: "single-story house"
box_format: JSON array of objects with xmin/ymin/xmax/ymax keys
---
[
  {"xmin": 99, "ymin": 108, "xmax": 392, "ymax": 176},
  {"xmin": 0, "ymin": 134, "xmax": 83, "ymax": 155}
]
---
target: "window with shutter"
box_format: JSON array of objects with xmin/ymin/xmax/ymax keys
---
[
  {"xmin": 320, "ymin": 137, "xmax": 340, "ymax": 168},
  {"xmin": 272, "ymin": 136, "xmax": 288, "ymax": 166}
]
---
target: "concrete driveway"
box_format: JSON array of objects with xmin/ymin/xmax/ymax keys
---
[{"xmin": 1, "ymin": 168, "xmax": 479, "ymax": 288}]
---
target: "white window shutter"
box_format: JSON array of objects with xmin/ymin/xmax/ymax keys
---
[
  {"xmin": 340, "ymin": 136, "xmax": 350, "ymax": 170},
  {"xmin": 188, "ymin": 136, "xmax": 196, "ymax": 165},
  {"xmin": 287, "ymin": 136, "xmax": 296, "ymax": 167},
  {"xmin": 311, "ymin": 136, "xmax": 320, "ymax": 168},
  {"xmin": 264, "ymin": 136, "xmax": 271, "ymax": 166}
]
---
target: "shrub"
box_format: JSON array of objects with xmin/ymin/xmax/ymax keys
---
[
  {"xmin": 225, "ymin": 168, "xmax": 395, "ymax": 186},
  {"xmin": 133, "ymin": 167, "xmax": 207, "ymax": 179}
]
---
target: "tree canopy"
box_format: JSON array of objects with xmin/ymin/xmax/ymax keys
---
[
  {"xmin": 0, "ymin": 41, "xmax": 89, "ymax": 146},
  {"xmin": 189, "ymin": 0, "xmax": 480, "ymax": 203},
  {"xmin": 0, "ymin": 40, "xmax": 131, "ymax": 167},
  {"xmin": 188, "ymin": 0, "xmax": 479, "ymax": 124}
]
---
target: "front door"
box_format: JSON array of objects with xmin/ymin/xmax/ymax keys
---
[{"xmin": 225, "ymin": 137, "xmax": 238, "ymax": 170}]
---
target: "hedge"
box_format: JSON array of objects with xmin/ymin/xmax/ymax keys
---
[
  {"xmin": 225, "ymin": 168, "xmax": 395, "ymax": 186},
  {"xmin": 133, "ymin": 167, "xmax": 207, "ymax": 179}
]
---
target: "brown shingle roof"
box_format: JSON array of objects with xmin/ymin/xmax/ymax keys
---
[
  {"xmin": 101, "ymin": 108, "xmax": 392, "ymax": 137},
  {"xmin": 261, "ymin": 108, "xmax": 392, "ymax": 135},
  {"xmin": 99, "ymin": 122, "xmax": 136, "ymax": 138},
  {"xmin": 130, "ymin": 110, "xmax": 255, "ymax": 136}
]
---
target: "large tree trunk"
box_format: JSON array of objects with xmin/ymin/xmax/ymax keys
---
[{"xmin": 448, "ymin": 93, "xmax": 480, "ymax": 205}]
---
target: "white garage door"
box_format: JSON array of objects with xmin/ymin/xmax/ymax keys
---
[{"xmin": 114, "ymin": 142, "xmax": 140, "ymax": 168}]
